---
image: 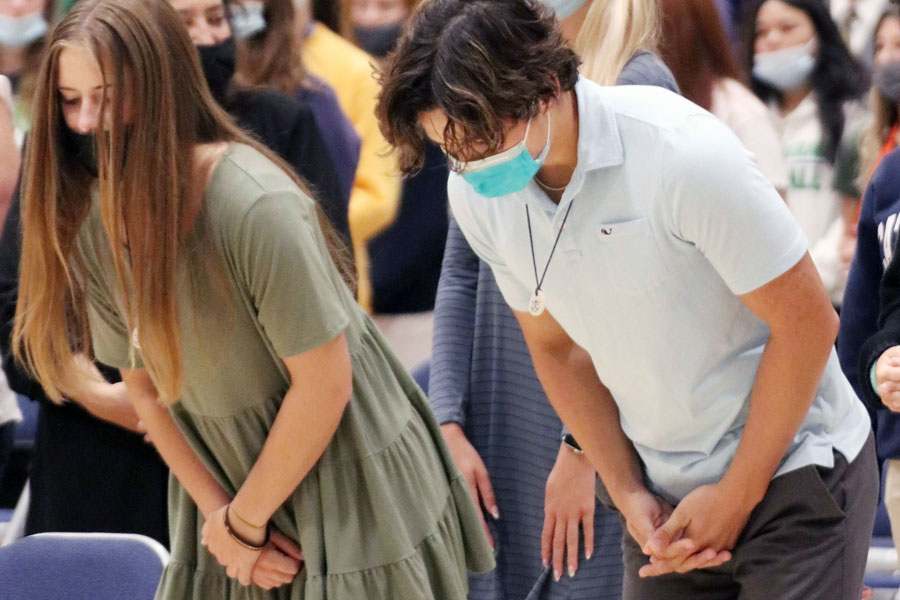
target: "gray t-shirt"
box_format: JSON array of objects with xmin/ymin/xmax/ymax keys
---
[{"xmin": 618, "ymin": 50, "xmax": 680, "ymax": 94}]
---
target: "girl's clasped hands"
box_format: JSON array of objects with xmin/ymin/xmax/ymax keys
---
[{"xmin": 201, "ymin": 504, "xmax": 304, "ymax": 589}]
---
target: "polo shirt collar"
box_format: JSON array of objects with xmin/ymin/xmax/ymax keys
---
[
  {"xmin": 572, "ymin": 76, "xmax": 624, "ymax": 172},
  {"xmin": 520, "ymin": 76, "xmax": 624, "ymax": 214}
]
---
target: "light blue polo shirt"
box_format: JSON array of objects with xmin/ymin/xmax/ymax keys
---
[{"xmin": 448, "ymin": 77, "xmax": 871, "ymax": 503}]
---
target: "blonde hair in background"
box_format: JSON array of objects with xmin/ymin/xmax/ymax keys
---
[
  {"xmin": 13, "ymin": 0, "xmax": 352, "ymax": 406},
  {"xmin": 574, "ymin": 0, "xmax": 660, "ymax": 85}
]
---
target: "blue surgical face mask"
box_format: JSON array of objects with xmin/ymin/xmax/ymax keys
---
[
  {"xmin": 230, "ymin": 1, "xmax": 267, "ymax": 39},
  {"xmin": 537, "ymin": 0, "xmax": 588, "ymax": 18},
  {"xmin": 0, "ymin": 11, "xmax": 48, "ymax": 49},
  {"xmin": 752, "ymin": 40, "xmax": 817, "ymax": 91},
  {"xmin": 459, "ymin": 114, "xmax": 551, "ymax": 198}
]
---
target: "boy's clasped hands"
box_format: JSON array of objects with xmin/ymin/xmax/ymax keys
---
[{"xmin": 618, "ymin": 483, "xmax": 753, "ymax": 578}]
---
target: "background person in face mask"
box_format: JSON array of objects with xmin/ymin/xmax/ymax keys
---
[
  {"xmin": 295, "ymin": 0, "xmax": 402, "ymax": 315},
  {"xmin": 860, "ymin": 7, "xmax": 900, "ymax": 178},
  {"xmin": 838, "ymin": 7, "xmax": 900, "ymax": 580},
  {"xmin": 0, "ymin": 0, "xmax": 52, "ymax": 133},
  {"xmin": 349, "ymin": 0, "xmax": 418, "ymax": 59},
  {"xmin": 745, "ymin": 0, "xmax": 868, "ymax": 309},
  {"xmin": 232, "ymin": 0, "xmax": 359, "ymax": 215},
  {"xmin": 536, "ymin": 0, "xmax": 592, "ymax": 43},
  {"xmin": 658, "ymin": 0, "xmax": 788, "ymax": 198},
  {"xmin": 171, "ymin": 0, "xmax": 352, "ymax": 247},
  {"xmin": 345, "ymin": 0, "xmax": 449, "ymax": 367},
  {"xmin": 238, "ymin": 0, "xmax": 400, "ymax": 317}
]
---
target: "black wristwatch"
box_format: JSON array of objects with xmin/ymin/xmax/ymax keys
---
[{"xmin": 561, "ymin": 432, "xmax": 583, "ymax": 454}]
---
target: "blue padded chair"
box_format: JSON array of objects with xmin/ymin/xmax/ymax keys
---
[
  {"xmin": 12, "ymin": 395, "xmax": 37, "ymax": 452},
  {"xmin": 0, "ymin": 532, "xmax": 168, "ymax": 599}
]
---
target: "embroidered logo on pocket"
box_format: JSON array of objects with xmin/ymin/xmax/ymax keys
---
[{"xmin": 596, "ymin": 218, "xmax": 669, "ymax": 293}]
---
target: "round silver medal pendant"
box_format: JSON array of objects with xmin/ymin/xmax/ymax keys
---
[{"xmin": 528, "ymin": 290, "xmax": 546, "ymax": 317}]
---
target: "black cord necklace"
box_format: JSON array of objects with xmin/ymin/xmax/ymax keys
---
[{"xmin": 525, "ymin": 200, "xmax": 575, "ymax": 316}]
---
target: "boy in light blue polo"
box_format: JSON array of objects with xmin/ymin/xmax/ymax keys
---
[{"xmin": 377, "ymin": 1, "xmax": 878, "ymax": 599}]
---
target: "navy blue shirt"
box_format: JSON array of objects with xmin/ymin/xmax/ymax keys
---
[
  {"xmin": 369, "ymin": 141, "xmax": 449, "ymax": 314},
  {"xmin": 839, "ymin": 146, "xmax": 900, "ymax": 459},
  {"xmin": 295, "ymin": 76, "xmax": 360, "ymax": 207}
]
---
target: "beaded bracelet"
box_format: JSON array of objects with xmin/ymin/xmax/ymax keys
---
[{"xmin": 224, "ymin": 505, "xmax": 269, "ymax": 551}]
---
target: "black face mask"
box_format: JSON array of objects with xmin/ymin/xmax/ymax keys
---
[
  {"xmin": 60, "ymin": 127, "xmax": 98, "ymax": 178},
  {"xmin": 875, "ymin": 61, "xmax": 900, "ymax": 105},
  {"xmin": 197, "ymin": 37, "xmax": 236, "ymax": 105},
  {"xmin": 354, "ymin": 21, "xmax": 404, "ymax": 59}
]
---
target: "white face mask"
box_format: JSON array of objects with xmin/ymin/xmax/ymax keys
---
[
  {"xmin": 230, "ymin": 1, "xmax": 267, "ymax": 39},
  {"xmin": 752, "ymin": 40, "xmax": 817, "ymax": 91},
  {"xmin": 0, "ymin": 12, "xmax": 47, "ymax": 49}
]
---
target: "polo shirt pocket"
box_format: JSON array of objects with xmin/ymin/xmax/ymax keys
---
[{"xmin": 596, "ymin": 218, "xmax": 669, "ymax": 293}]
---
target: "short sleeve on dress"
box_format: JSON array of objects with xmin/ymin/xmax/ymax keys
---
[{"xmin": 237, "ymin": 190, "xmax": 349, "ymax": 359}]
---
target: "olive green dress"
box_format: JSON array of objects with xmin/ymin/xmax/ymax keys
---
[{"xmin": 78, "ymin": 143, "xmax": 495, "ymax": 599}]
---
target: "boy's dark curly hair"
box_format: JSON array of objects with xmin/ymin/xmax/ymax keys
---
[{"xmin": 376, "ymin": 0, "xmax": 580, "ymax": 174}]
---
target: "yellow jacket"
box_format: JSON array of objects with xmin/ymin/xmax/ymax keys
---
[{"xmin": 302, "ymin": 23, "xmax": 401, "ymax": 313}]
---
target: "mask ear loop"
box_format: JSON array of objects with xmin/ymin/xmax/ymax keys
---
[
  {"xmin": 514, "ymin": 110, "xmax": 551, "ymax": 163},
  {"xmin": 536, "ymin": 111, "xmax": 552, "ymax": 164},
  {"xmin": 521, "ymin": 116, "xmax": 533, "ymax": 144}
]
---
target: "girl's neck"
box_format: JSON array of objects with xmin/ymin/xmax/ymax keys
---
[{"xmin": 780, "ymin": 86, "xmax": 811, "ymax": 116}]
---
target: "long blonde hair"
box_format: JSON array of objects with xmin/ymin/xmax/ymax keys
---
[
  {"xmin": 574, "ymin": 0, "xmax": 660, "ymax": 85},
  {"xmin": 14, "ymin": 0, "xmax": 350, "ymax": 405}
]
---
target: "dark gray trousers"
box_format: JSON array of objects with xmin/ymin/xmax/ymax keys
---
[{"xmin": 621, "ymin": 434, "xmax": 878, "ymax": 600}]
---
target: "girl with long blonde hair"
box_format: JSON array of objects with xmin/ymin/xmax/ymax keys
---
[
  {"xmin": 574, "ymin": 0, "xmax": 660, "ymax": 84},
  {"xmin": 14, "ymin": 0, "xmax": 493, "ymax": 596}
]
